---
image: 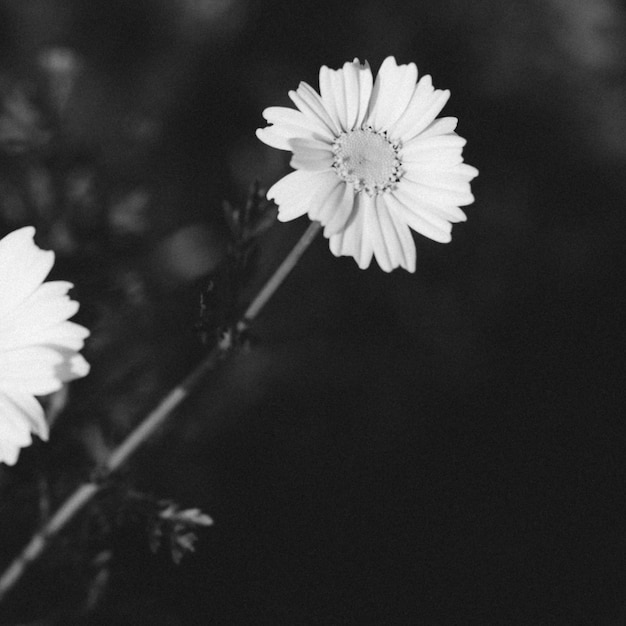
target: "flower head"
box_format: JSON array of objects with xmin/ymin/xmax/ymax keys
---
[
  {"xmin": 0, "ymin": 227, "xmax": 90, "ymax": 465},
  {"xmin": 256, "ymin": 56, "xmax": 478, "ymax": 272}
]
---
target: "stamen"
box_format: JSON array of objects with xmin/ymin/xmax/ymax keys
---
[{"xmin": 332, "ymin": 127, "xmax": 403, "ymax": 196}]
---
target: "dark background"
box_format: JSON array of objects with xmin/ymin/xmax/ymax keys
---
[{"xmin": 0, "ymin": 0, "xmax": 625, "ymax": 623}]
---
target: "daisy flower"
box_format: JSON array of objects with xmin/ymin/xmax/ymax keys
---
[
  {"xmin": 256, "ymin": 56, "xmax": 478, "ymax": 272},
  {"xmin": 0, "ymin": 226, "xmax": 90, "ymax": 465}
]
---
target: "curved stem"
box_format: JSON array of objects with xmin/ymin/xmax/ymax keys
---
[
  {"xmin": 240, "ymin": 220, "xmax": 322, "ymax": 326},
  {"xmin": 0, "ymin": 220, "xmax": 321, "ymax": 604}
]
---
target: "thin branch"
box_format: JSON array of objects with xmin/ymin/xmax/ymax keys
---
[
  {"xmin": 0, "ymin": 220, "xmax": 321, "ymax": 604},
  {"xmin": 239, "ymin": 218, "xmax": 322, "ymax": 327}
]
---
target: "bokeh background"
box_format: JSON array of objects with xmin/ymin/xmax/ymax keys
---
[{"xmin": 0, "ymin": 0, "xmax": 625, "ymax": 623}]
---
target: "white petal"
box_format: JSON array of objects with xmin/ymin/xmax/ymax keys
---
[
  {"xmin": 364, "ymin": 196, "xmax": 393, "ymax": 272},
  {"xmin": 329, "ymin": 231, "xmax": 342, "ymax": 257},
  {"xmin": 319, "ymin": 66, "xmax": 342, "ymax": 131},
  {"xmin": 289, "ymin": 82, "xmax": 340, "ymax": 136},
  {"xmin": 394, "ymin": 186, "xmax": 456, "ymax": 237},
  {"xmin": 454, "ymin": 163, "xmax": 480, "ymax": 179},
  {"xmin": 417, "ymin": 116, "xmax": 458, "ymax": 139},
  {"xmin": 256, "ymin": 119, "xmax": 332, "ymax": 152},
  {"xmin": 0, "ymin": 227, "xmax": 54, "ymax": 319},
  {"xmin": 402, "ymin": 145, "xmax": 464, "ymax": 167},
  {"xmin": 268, "ymin": 169, "xmax": 328, "ymax": 205},
  {"xmin": 0, "ymin": 394, "xmax": 32, "ymax": 446},
  {"xmin": 277, "ymin": 199, "xmax": 310, "ymax": 222},
  {"xmin": 312, "ymin": 179, "xmax": 352, "ymax": 231},
  {"xmin": 396, "ymin": 178, "xmax": 468, "ymax": 223},
  {"xmin": 0, "ymin": 282, "xmax": 78, "ymax": 332},
  {"xmin": 403, "ymin": 133, "xmax": 466, "ymax": 154},
  {"xmin": 56, "ymin": 353, "xmax": 90, "ymax": 382},
  {"xmin": 262, "ymin": 106, "xmax": 334, "ymax": 142},
  {"xmin": 342, "ymin": 61, "xmax": 360, "ymax": 131},
  {"xmin": 0, "ymin": 345, "xmax": 89, "ymax": 394},
  {"xmin": 322, "ymin": 183, "xmax": 355, "ymax": 237},
  {"xmin": 0, "ymin": 320, "xmax": 89, "ymax": 353},
  {"xmin": 329, "ymin": 195, "xmax": 372, "ymax": 269},
  {"xmin": 407, "ymin": 160, "xmax": 478, "ymax": 180},
  {"xmin": 386, "ymin": 190, "xmax": 452, "ymax": 243},
  {"xmin": 354, "ymin": 60, "xmax": 374, "ymax": 129},
  {"xmin": 0, "ymin": 390, "xmax": 48, "ymax": 441},
  {"xmin": 404, "ymin": 168, "xmax": 474, "ymax": 193},
  {"xmin": 307, "ymin": 173, "xmax": 343, "ymax": 222},
  {"xmin": 388, "ymin": 206, "xmax": 417, "ymax": 272},
  {"xmin": 0, "ymin": 346, "xmax": 66, "ymax": 394},
  {"xmin": 37, "ymin": 320, "xmax": 90, "ymax": 349},
  {"xmin": 367, "ymin": 57, "xmax": 418, "ymax": 132},
  {"xmin": 255, "ymin": 127, "xmax": 293, "ymax": 151},
  {"xmin": 329, "ymin": 69, "xmax": 349, "ymax": 132},
  {"xmin": 390, "ymin": 75, "xmax": 450, "ymax": 142},
  {"xmin": 417, "ymin": 200, "xmax": 467, "ymax": 223},
  {"xmin": 268, "ymin": 169, "xmax": 331, "ymax": 222},
  {"xmin": 0, "ymin": 389, "xmax": 51, "ymax": 464},
  {"xmin": 330, "ymin": 68, "xmax": 351, "ymax": 131},
  {"xmin": 0, "ymin": 279, "xmax": 90, "ymax": 354},
  {"xmin": 401, "ymin": 135, "xmax": 467, "ymax": 172},
  {"xmin": 318, "ymin": 60, "xmax": 374, "ymax": 133},
  {"xmin": 289, "ymin": 138, "xmax": 334, "ymax": 171},
  {"xmin": 401, "ymin": 174, "xmax": 474, "ymax": 206},
  {"xmin": 0, "ymin": 375, "xmax": 62, "ymax": 396},
  {"xmin": 354, "ymin": 194, "xmax": 375, "ymax": 269},
  {"xmin": 0, "ymin": 440, "xmax": 21, "ymax": 465},
  {"xmin": 376, "ymin": 196, "xmax": 416, "ymax": 272}
]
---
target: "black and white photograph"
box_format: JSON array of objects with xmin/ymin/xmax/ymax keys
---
[{"xmin": 0, "ymin": 0, "xmax": 625, "ymax": 623}]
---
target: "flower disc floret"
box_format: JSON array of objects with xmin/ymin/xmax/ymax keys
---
[{"xmin": 332, "ymin": 127, "xmax": 403, "ymax": 196}]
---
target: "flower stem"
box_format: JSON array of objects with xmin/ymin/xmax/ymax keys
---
[
  {"xmin": 240, "ymin": 219, "xmax": 322, "ymax": 327},
  {"xmin": 0, "ymin": 220, "xmax": 321, "ymax": 604}
]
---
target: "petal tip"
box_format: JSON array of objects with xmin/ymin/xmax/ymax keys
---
[{"xmin": 18, "ymin": 225, "xmax": 37, "ymax": 239}]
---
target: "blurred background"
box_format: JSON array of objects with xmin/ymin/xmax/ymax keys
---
[{"xmin": 0, "ymin": 0, "xmax": 625, "ymax": 623}]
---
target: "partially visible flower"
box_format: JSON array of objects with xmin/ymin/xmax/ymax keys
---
[
  {"xmin": 0, "ymin": 227, "xmax": 90, "ymax": 465},
  {"xmin": 257, "ymin": 56, "xmax": 478, "ymax": 272}
]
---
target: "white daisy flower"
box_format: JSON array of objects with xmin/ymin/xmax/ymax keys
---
[
  {"xmin": 256, "ymin": 56, "xmax": 479, "ymax": 272},
  {"xmin": 0, "ymin": 226, "xmax": 90, "ymax": 465}
]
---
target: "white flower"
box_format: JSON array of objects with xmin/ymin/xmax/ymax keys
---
[
  {"xmin": 256, "ymin": 56, "xmax": 479, "ymax": 272},
  {"xmin": 0, "ymin": 226, "xmax": 90, "ymax": 465}
]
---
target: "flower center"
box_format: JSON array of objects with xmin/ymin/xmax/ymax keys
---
[{"xmin": 332, "ymin": 127, "xmax": 403, "ymax": 195}]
